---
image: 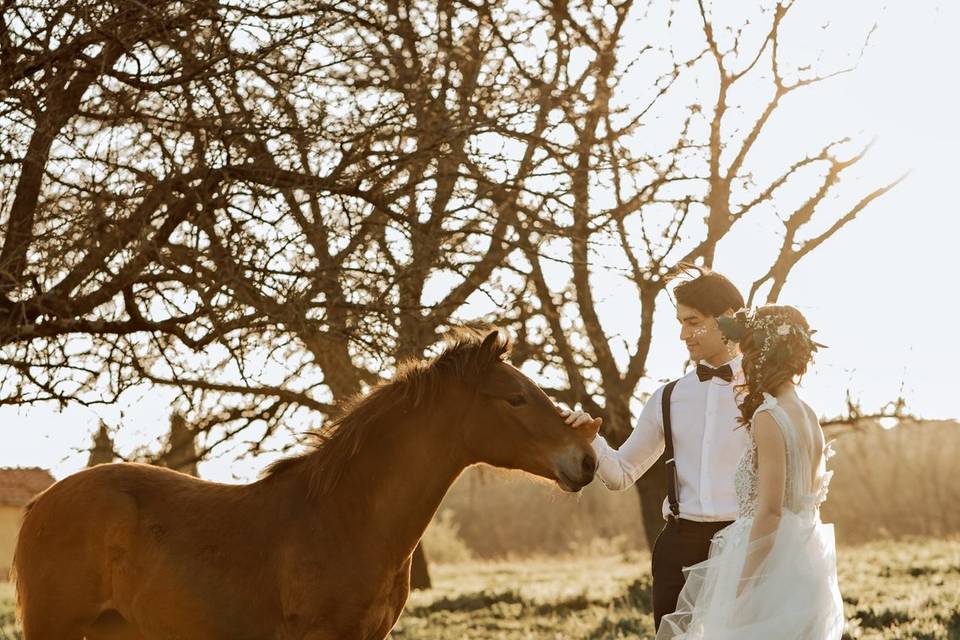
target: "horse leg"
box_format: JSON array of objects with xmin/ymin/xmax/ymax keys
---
[
  {"xmin": 19, "ymin": 613, "xmax": 85, "ymax": 640},
  {"xmin": 86, "ymin": 609, "xmax": 146, "ymax": 640},
  {"xmin": 16, "ymin": 571, "xmax": 106, "ymax": 640},
  {"xmin": 85, "ymin": 610, "xmax": 148, "ymax": 640},
  {"xmin": 16, "ymin": 472, "xmax": 141, "ymax": 640},
  {"xmin": 86, "ymin": 631, "xmax": 147, "ymax": 640}
]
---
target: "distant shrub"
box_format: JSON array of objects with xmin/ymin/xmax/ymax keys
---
[
  {"xmin": 823, "ymin": 420, "xmax": 960, "ymax": 544},
  {"xmin": 431, "ymin": 466, "xmax": 647, "ymax": 559},
  {"xmin": 422, "ymin": 509, "xmax": 474, "ymax": 564},
  {"xmin": 426, "ymin": 420, "xmax": 960, "ymax": 559}
]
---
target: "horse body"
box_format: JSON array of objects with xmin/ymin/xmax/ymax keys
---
[
  {"xmin": 17, "ymin": 429, "xmax": 459, "ymax": 639},
  {"xmin": 17, "ymin": 464, "xmax": 285, "ymax": 638},
  {"xmin": 14, "ymin": 330, "xmax": 596, "ymax": 639}
]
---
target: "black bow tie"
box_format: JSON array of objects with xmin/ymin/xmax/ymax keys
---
[{"xmin": 696, "ymin": 363, "xmax": 733, "ymax": 383}]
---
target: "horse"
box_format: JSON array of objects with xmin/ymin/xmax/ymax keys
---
[{"xmin": 12, "ymin": 329, "xmax": 598, "ymax": 639}]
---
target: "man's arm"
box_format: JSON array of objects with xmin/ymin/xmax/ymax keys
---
[{"xmin": 562, "ymin": 387, "xmax": 666, "ymax": 491}]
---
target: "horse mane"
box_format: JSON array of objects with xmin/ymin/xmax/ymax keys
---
[{"xmin": 264, "ymin": 327, "xmax": 512, "ymax": 497}]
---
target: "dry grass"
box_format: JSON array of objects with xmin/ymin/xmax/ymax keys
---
[
  {"xmin": 1, "ymin": 538, "xmax": 957, "ymax": 638},
  {"xmin": 0, "ymin": 582, "xmax": 14, "ymax": 640},
  {"xmin": 433, "ymin": 421, "xmax": 960, "ymax": 560},
  {"xmin": 391, "ymin": 537, "xmax": 960, "ymax": 640}
]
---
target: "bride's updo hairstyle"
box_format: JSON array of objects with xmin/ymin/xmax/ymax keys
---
[{"xmin": 718, "ymin": 305, "xmax": 823, "ymax": 428}]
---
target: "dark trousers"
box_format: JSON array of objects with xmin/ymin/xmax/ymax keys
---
[{"xmin": 651, "ymin": 518, "xmax": 733, "ymax": 630}]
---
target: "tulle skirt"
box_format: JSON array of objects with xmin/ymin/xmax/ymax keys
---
[{"xmin": 656, "ymin": 511, "xmax": 844, "ymax": 639}]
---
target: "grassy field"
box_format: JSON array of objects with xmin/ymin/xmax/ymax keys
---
[
  {"xmin": 0, "ymin": 582, "xmax": 14, "ymax": 640},
  {"xmin": 1, "ymin": 538, "xmax": 957, "ymax": 639},
  {"xmin": 393, "ymin": 537, "xmax": 960, "ymax": 640}
]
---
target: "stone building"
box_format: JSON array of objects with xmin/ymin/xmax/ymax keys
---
[
  {"xmin": 88, "ymin": 421, "xmax": 116, "ymax": 467},
  {"xmin": 0, "ymin": 468, "xmax": 54, "ymax": 581},
  {"xmin": 159, "ymin": 413, "xmax": 198, "ymax": 477}
]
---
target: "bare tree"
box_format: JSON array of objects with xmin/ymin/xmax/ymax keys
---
[
  {"xmin": 0, "ymin": 0, "xmax": 614, "ymax": 586},
  {"xmin": 1, "ymin": 0, "xmax": 904, "ymax": 580},
  {"xmin": 499, "ymin": 0, "xmax": 906, "ymax": 544}
]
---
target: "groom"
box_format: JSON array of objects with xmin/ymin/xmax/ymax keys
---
[{"xmin": 562, "ymin": 267, "xmax": 750, "ymax": 630}]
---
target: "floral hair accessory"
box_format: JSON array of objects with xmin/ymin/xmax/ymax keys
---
[
  {"xmin": 716, "ymin": 307, "xmax": 827, "ymax": 354},
  {"xmin": 716, "ymin": 310, "xmax": 750, "ymax": 343}
]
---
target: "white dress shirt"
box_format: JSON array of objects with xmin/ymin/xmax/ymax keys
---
[{"xmin": 591, "ymin": 355, "xmax": 751, "ymax": 522}]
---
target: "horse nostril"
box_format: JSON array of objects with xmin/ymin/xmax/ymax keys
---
[{"xmin": 581, "ymin": 454, "xmax": 596, "ymax": 478}]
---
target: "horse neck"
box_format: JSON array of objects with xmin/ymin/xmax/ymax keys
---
[{"xmin": 332, "ymin": 381, "xmax": 475, "ymax": 565}]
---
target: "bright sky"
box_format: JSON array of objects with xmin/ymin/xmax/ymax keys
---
[
  {"xmin": 1, "ymin": 1, "xmax": 957, "ymax": 482},
  {"xmin": 612, "ymin": 0, "xmax": 960, "ymax": 420},
  {"xmin": 751, "ymin": 0, "xmax": 960, "ymax": 420}
]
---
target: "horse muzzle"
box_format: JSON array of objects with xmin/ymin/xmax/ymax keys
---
[{"xmin": 551, "ymin": 447, "xmax": 597, "ymax": 492}]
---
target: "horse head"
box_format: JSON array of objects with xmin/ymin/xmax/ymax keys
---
[{"xmin": 456, "ymin": 329, "xmax": 597, "ymax": 492}]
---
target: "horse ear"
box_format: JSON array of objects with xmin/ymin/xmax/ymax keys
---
[
  {"xmin": 479, "ymin": 328, "xmax": 501, "ymax": 355},
  {"xmin": 477, "ymin": 328, "xmax": 509, "ymax": 367}
]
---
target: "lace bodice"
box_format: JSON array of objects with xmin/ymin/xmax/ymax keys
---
[{"xmin": 735, "ymin": 393, "xmax": 834, "ymax": 518}]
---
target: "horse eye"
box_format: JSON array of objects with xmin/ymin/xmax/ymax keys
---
[{"xmin": 506, "ymin": 394, "xmax": 527, "ymax": 407}]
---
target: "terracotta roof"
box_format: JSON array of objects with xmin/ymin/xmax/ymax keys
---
[{"xmin": 0, "ymin": 467, "xmax": 55, "ymax": 507}]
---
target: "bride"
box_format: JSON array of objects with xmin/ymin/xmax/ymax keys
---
[{"xmin": 656, "ymin": 305, "xmax": 845, "ymax": 639}]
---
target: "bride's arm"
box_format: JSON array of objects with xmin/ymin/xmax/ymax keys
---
[{"xmin": 738, "ymin": 411, "xmax": 786, "ymax": 595}]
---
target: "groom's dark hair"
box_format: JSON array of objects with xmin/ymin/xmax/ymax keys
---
[{"xmin": 671, "ymin": 263, "xmax": 745, "ymax": 316}]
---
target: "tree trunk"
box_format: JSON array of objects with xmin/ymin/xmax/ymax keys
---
[
  {"xmin": 634, "ymin": 456, "xmax": 668, "ymax": 548},
  {"xmin": 599, "ymin": 393, "xmax": 668, "ymax": 549},
  {"xmin": 410, "ymin": 542, "xmax": 431, "ymax": 590}
]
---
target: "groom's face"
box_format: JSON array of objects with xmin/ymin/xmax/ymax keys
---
[{"xmin": 677, "ymin": 304, "xmax": 726, "ymax": 362}]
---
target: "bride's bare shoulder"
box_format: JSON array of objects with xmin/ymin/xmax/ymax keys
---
[
  {"xmin": 799, "ymin": 400, "xmax": 819, "ymax": 423},
  {"xmin": 798, "ymin": 401, "xmax": 826, "ymax": 446}
]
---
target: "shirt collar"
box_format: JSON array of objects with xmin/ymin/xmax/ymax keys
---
[{"xmin": 698, "ymin": 353, "xmax": 742, "ymax": 372}]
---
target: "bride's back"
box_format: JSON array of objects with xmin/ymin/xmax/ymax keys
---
[{"xmin": 770, "ymin": 389, "xmax": 827, "ymax": 502}]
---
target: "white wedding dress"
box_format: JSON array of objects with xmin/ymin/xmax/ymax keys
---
[{"xmin": 656, "ymin": 393, "xmax": 845, "ymax": 639}]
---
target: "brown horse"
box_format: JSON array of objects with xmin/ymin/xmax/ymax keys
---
[{"xmin": 13, "ymin": 329, "xmax": 597, "ymax": 640}]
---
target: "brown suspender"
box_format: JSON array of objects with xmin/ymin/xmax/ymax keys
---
[{"xmin": 661, "ymin": 379, "xmax": 681, "ymax": 522}]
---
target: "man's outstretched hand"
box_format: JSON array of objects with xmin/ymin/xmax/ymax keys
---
[{"xmin": 558, "ymin": 406, "xmax": 602, "ymax": 441}]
